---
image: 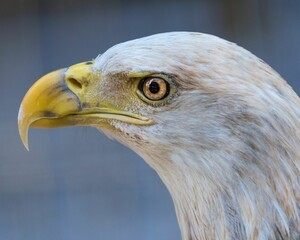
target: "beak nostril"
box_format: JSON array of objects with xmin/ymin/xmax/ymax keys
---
[{"xmin": 66, "ymin": 77, "xmax": 82, "ymax": 92}]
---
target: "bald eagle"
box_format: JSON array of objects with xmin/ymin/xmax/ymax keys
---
[{"xmin": 18, "ymin": 32, "xmax": 300, "ymax": 239}]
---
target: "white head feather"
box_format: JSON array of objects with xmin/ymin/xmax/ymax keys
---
[{"xmin": 93, "ymin": 32, "xmax": 300, "ymax": 239}]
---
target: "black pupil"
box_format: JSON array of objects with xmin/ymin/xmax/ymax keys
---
[{"xmin": 149, "ymin": 81, "xmax": 160, "ymax": 94}]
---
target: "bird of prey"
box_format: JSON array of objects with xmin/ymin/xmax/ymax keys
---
[{"xmin": 18, "ymin": 32, "xmax": 300, "ymax": 240}]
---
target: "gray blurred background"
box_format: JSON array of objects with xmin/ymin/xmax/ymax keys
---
[{"xmin": 0, "ymin": 0, "xmax": 299, "ymax": 239}]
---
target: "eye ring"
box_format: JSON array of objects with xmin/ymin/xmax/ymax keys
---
[{"xmin": 138, "ymin": 77, "xmax": 170, "ymax": 101}]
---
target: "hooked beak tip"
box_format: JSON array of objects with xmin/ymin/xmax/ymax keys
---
[{"xmin": 18, "ymin": 108, "xmax": 30, "ymax": 151}]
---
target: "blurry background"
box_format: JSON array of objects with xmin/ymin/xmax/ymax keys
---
[{"xmin": 0, "ymin": 0, "xmax": 299, "ymax": 239}]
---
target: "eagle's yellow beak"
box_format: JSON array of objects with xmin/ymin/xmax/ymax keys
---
[{"xmin": 18, "ymin": 62, "xmax": 153, "ymax": 150}]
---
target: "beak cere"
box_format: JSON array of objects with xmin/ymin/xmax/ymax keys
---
[{"xmin": 18, "ymin": 61, "xmax": 153, "ymax": 150}]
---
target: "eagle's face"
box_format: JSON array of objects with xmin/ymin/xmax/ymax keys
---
[
  {"xmin": 19, "ymin": 32, "xmax": 297, "ymax": 170},
  {"xmin": 18, "ymin": 33, "xmax": 223, "ymax": 160},
  {"xmin": 19, "ymin": 33, "xmax": 246, "ymax": 170},
  {"xmin": 20, "ymin": 33, "xmax": 300, "ymax": 170}
]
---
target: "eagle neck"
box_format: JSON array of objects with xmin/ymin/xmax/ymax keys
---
[{"xmin": 157, "ymin": 164, "xmax": 236, "ymax": 240}]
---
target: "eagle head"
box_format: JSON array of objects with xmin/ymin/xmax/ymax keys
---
[{"xmin": 18, "ymin": 32, "xmax": 300, "ymax": 239}]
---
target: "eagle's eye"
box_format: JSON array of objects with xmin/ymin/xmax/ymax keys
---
[{"xmin": 139, "ymin": 77, "xmax": 170, "ymax": 101}]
